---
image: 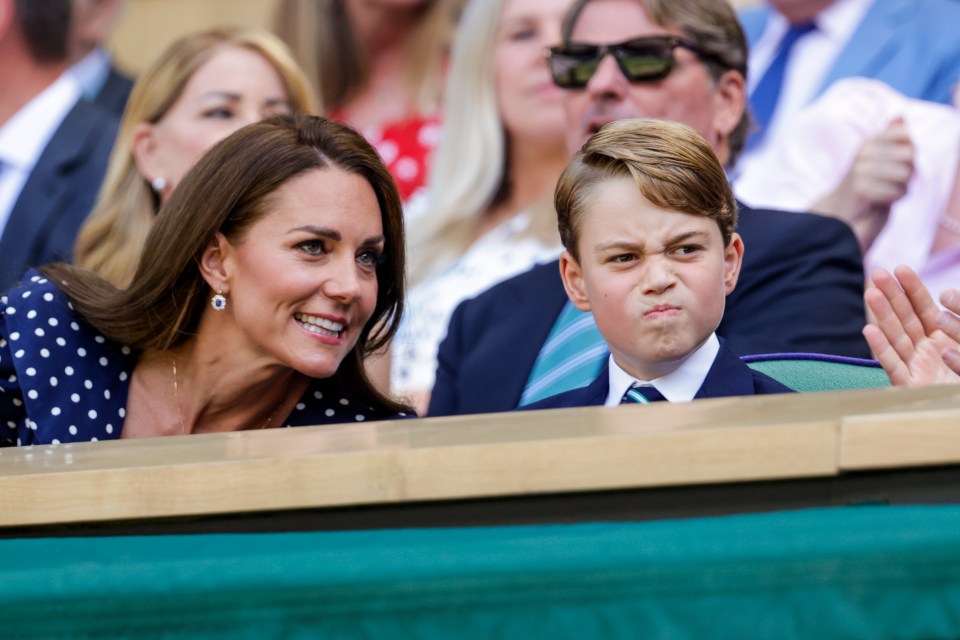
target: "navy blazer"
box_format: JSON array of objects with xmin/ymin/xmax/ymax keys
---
[
  {"xmin": 0, "ymin": 99, "xmax": 119, "ymax": 290},
  {"xmin": 522, "ymin": 339, "xmax": 793, "ymax": 410},
  {"xmin": 740, "ymin": 0, "xmax": 960, "ymax": 106},
  {"xmin": 429, "ymin": 205, "xmax": 867, "ymax": 417},
  {"xmin": 90, "ymin": 66, "xmax": 134, "ymax": 119}
]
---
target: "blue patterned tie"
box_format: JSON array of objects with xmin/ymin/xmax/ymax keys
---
[
  {"xmin": 620, "ymin": 384, "xmax": 667, "ymax": 404},
  {"xmin": 748, "ymin": 21, "xmax": 816, "ymax": 147},
  {"xmin": 520, "ymin": 301, "xmax": 608, "ymax": 406}
]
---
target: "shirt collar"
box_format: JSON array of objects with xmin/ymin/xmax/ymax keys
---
[
  {"xmin": 0, "ymin": 73, "xmax": 81, "ymax": 173},
  {"xmin": 68, "ymin": 47, "xmax": 112, "ymax": 101},
  {"xmin": 766, "ymin": 0, "xmax": 875, "ymax": 42},
  {"xmin": 605, "ymin": 333, "xmax": 720, "ymax": 406}
]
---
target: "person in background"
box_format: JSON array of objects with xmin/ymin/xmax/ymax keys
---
[
  {"xmin": 73, "ymin": 27, "xmax": 317, "ymax": 288},
  {"xmin": 275, "ymin": 0, "xmax": 458, "ymax": 201},
  {"xmin": 734, "ymin": 0, "xmax": 960, "ymax": 190},
  {"xmin": 0, "ymin": 0, "xmax": 118, "ymax": 290},
  {"xmin": 735, "ymin": 78, "xmax": 960, "ymax": 298},
  {"xmin": 427, "ymin": 0, "xmax": 869, "ymax": 417},
  {"xmin": 524, "ymin": 118, "xmax": 792, "ymax": 410},
  {"xmin": 67, "ymin": 0, "xmax": 133, "ymax": 117},
  {"xmin": 388, "ymin": 0, "xmax": 574, "ymax": 413},
  {"xmin": 1, "ymin": 113, "xmax": 409, "ymax": 447},
  {"xmin": 863, "ymin": 265, "xmax": 960, "ymax": 386}
]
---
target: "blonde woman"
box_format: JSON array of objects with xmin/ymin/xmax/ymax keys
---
[
  {"xmin": 275, "ymin": 0, "xmax": 459, "ymax": 201},
  {"xmin": 390, "ymin": 0, "xmax": 573, "ymax": 412},
  {"xmin": 73, "ymin": 27, "xmax": 317, "ymax": 287}
]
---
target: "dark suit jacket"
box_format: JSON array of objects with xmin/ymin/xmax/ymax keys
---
[
  {"xmin": 90, "ymin": 66, "xmax": 134, "ymax": 119},
  {"xmin": 522, "ymin": 339, "xmax": 793, "ymax": 410},
  {"xmin": 429, "ymin": 205, "xmax": 868, "ymax": 417},
  {"xmin": 0, "ymin": 99, "xmax": 119, "ymax": 290},
  {"xmin": 740, "ymin": 0, "xmax": 960, "ymax": 106}
]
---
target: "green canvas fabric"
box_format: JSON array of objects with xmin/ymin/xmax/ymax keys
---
[
  {"xmin": 3, "ymin": 505, "xmax": 960, "ymax": 638},
  {"xmin": 745, "ymin": 358, "xmax": 891, "ymax": 392}
]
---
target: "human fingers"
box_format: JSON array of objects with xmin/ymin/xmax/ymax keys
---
[
  {"xmin": 936, "ymin": 304, "xmax": 960, "ymax": 346},
  {"xmin": 868, "ymin": 268, "xmax": 926, "ymax": 349},
  {"xmin": 864, "ymin": 276, "xmax": 920, "ymax": 365},
  {"xmin": 862, "ymin": 324, "xmax": 910, "ymax": 386},
  {"xmin": 940, "ymin": 288, "xmax": 960, "ymax": 316},
  {"xmin": 895, "ymin": 264, "xmax": 942, "ymax": 336}
]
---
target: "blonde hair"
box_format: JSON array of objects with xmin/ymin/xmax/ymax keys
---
[
  {"xmin": 555, "ymin": 118, "xmax": 737, "ymax": 261},
  {"xmin": 275, "ymin": 0, "xmax": 456, "ymax": 115},
  {"xmin": 406, "ymin": 0, "xmax": 559, "ymax": 286},
  {"xmin": 73, "ymin": 27, "xmax": 318, "ymax": 287}
]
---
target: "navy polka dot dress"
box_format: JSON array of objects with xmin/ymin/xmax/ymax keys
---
[{"xmin": 1, "ymin": 272, "xmax": 405, "ymax": 447}]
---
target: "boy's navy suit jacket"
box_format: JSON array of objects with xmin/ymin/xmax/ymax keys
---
[
  {"xmin": 522, "ymin": 339, "xmax": 793, "ymax": 410},
  {"xmin": 429, "ymin": 206, "xmax": 864, "ymax": 417}
]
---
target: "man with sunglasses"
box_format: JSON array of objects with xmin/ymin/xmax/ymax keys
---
[{"xmin": 427, "ymin": 0, "xmax": 869, "ymax": 417}]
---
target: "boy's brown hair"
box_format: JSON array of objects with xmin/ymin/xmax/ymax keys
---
[{"xmin": 555, "ymin": 118, "xmax": 737, "ymax": 261}]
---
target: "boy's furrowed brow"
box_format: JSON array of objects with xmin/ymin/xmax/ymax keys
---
[
  {"xmin": 594, "ymin": 240, "xmax": 642, "ymax": 253},
  {"xmin": 666, "ymin": 230, "xmax": 711, "ymax": 244}
]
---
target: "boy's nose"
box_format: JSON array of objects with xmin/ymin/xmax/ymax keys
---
[{"xmin": 641, "ymin": 258, "xmax": 677, "ymax": 295}]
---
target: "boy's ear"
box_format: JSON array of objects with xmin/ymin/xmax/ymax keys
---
[
  {"xmin": 723, "ymin": 232, "xmax": 745, "ymax": 295},
  {"xmin": 199, "ymin": 232, "xmax": 233, "ymax": 295},
  {"xmin": 559, "ymin": 250, "xmax": 591, "ymax": 312}
]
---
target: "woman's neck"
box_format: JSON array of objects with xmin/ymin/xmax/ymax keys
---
[
  {"xmin": 340, "ymin": 1, "xmax": 426, "ymax": 128},
  {"xmin": 480, "ymin": 134, "xmax": 568, "ymax": 237},
  {"xmin": 159, "ymin": 338, "xmax": 308, "ymax": 434}
]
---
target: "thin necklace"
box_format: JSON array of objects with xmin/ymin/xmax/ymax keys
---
[{"xmin": 171, "ymin": 357, "xmax": 282, "ymax": 434}]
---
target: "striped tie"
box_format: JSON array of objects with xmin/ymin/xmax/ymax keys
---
[
  {"xmin": 520, "ymin": 301, "xmax": 608, "ymax": 406},
  {"xmin": 620, "ymin": 385, "xmax": 666, "ymax": 404}
]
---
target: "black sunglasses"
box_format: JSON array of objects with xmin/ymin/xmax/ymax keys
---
[{"xmin": 545, "ymin": 35, "xmax": 725, "ymax": 89}]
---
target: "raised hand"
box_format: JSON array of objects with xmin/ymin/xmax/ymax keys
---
[
  {"xmin": 814, "ymin": 117, "xmax": 914, "ymax": 252},
  {"xmin": 863, "ymin": 265, "xmax": 960, "ymax": 386}
]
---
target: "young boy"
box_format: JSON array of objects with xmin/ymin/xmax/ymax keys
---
[{"xmin": 526, "ymin": 118, "xmax": 792, "ymax": 409}]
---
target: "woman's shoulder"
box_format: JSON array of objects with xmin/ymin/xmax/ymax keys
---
[
  {"xmin": 2, "ymin": 269, "xmax": 133, "ymax": 360},
  {"xmin": 2, "ymin": 270, "xmax": 76, "ymax": 331}
]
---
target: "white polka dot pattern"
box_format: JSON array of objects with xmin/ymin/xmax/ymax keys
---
[{"xmin": 0, "ymin": 271, "xmax": 407, "ymax": 446}]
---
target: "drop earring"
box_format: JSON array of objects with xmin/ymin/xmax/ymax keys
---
[{"xmin": 211, "ymin": 289, "xmax": 227, "ymax": 311}]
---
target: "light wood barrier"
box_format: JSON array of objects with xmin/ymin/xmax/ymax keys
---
[{"xmin": 2, "ymin": 384, "xmax": 960, "ymax": 535}]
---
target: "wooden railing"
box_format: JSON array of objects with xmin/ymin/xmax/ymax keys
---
[{"xmin": 1, "ymin": 384, "xmax": 959, "ymax": 533}]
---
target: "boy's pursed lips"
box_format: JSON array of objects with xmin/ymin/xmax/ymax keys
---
[{"xmin": 643, "ymin": 304, "xmax": 682, "ymax": 319}]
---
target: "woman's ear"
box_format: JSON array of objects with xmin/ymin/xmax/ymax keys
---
[
  {"xmin": 199, "ymin": 232, "xmax": 232, "ymax": 294},
  {"xmin": 559, "ymin": 251, "xmax": 592, "ymax": 312},
  {"xmin": 131, "ymin": 122, "xmax": 169, "ymax": 198}
]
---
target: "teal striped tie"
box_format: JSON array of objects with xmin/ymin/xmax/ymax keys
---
[
  {"xmin": 620, "ymin": 385, "xmax": 666, "ymax": 404},
  {"xmin": 520, "ymin": 301, "xmax": 608, "ymax": 405}
]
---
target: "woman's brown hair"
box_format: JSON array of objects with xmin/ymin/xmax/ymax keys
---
[{"xmin": 44, "ymin": 113, "xmax": 407, "ymax": 413}]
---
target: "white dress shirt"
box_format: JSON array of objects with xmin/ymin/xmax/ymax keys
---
[
  {"xmin": 604, "ymin": 333, "xmax": 720, "ymax": 406},
  {"xmin": 0, "ymin": 73, "xmax": 82, "ymax": 240}
]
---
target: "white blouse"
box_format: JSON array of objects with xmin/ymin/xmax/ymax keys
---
[{"xmin": 391, "ymin": 211, "xmax": 561, "ymax": 393}]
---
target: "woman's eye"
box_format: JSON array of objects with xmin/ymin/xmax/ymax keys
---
[
  {"xmin": 357, "ymin": 249, "xmax": 383, "ymax": 267},
  {"xmin": 505, "ymin": 26, "xmax": 536, "ymax": 42},
  {"xmin": 297, "ymin": 240, "xmax": 327, "ymax": 256},
  {"xmin": 203, "ymin": 107, "xmax": 234, "ymax": 119}
]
